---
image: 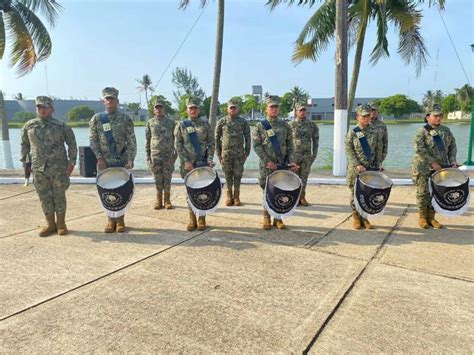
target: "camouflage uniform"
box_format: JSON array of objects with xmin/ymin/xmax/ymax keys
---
[
  {"xmin": 289, "ymin": 104, "xmax": 319, "ymax": 198},
  {"xmin": 145, "ymin": 113, "xmax": 176, "ymax": 193},
  {"xmin": 411, "ymin": 124, "xmax": 457, "ymax": 209},
  {"xmin": 215, "ymin": 106, "xmax": 251, "ymax": 193},
  {"xmin": 368, "ymin": 102, "xmax": 388, "ymax": 163},
  {"xmin": 20, "ymin": 97, "xmax": 77, "ymax": 215},
  {"xmin": 345, "ymin": 106, "xmax": 383, "ymax": 212}
]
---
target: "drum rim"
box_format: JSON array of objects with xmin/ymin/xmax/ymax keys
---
[
  {"xmin": 184, "ymin": 166, "xmax": 217, "ymax": 185},
  {"xmin": 432, "ymin": 168, "xmax": 468, "ymax": 184},
  {"xmin": 96, "ymin": 167, "xmax": 131, "ymax": 187},
  {"xmin": 358, "ymin": 170, "xmax": 393, "ymax": 189},
  {"xmin": 268, "ymin": 170, "xmax": 301, "ymax": 190}
]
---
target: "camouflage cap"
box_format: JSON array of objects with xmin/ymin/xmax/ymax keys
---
[
  {"xmin": 35, "ymin": 96, "xmax": 53, "ymax": 107},
  {"xmin": 153, "ymin": 98, "xmax": 165, "ymax": 107},
  {"xmin": 368, "ymin": 101, "xmax": 379, "ymax": 110},
  {"xmin": 186, "ymin": 97, "xmax": 200, "ymax": 108},
  {"xmin": 294, "ymin": 101, "xmax": 307, "ymax": 110},
  {"xmin": 426, "ymin": 103, "xmax": 443, "ymax": 115},
  {"xmin": 227, "ymin": 98, "xmax": 240, "ymax": 108},
  {"xmin": 356, "ymin": 104, "xmax": 371, "ymax": 116},
  {"xmin": 102, "ymin": 87, "xmax": 119, "ymax": 99},
  {"xmin": 265, "ymin": 95, "xmax": 280, "ymax": 106}
]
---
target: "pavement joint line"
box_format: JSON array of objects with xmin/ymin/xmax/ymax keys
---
[
  {"xmin": 303, "ymin": 214, "xmax": 352, "ymax": 248},
  {"xmin": 377, "ymin": 260, "xmax": 474, "ymax": 283},
  {"xmin": 302, "ymin": 204, "xmax": 410, "ymax": 354},
  {"xmin": 0, "ymin": 189, "xmax": 34, "ymax": 201},
  {"xmin": 0, "ymin": 231, "xmax": 206, "ymax": 322}
]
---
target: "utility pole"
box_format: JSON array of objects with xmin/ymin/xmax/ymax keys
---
[{"xmin": 333, "ymin": 0, "xmax": 348, "ymax": 176}]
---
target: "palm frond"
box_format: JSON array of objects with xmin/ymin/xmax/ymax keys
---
[
  {"xmin": 292, "ymin": 0, "xmax": 336, "ymax": 63},
  {"xmin": 19, "ymin": 0, "xmax": 62, "ymax": 26},
  {"xmin": 0, "ymin": 14, "xmax": 5, "ymax": 60},
  {"xmin": 266, "ymin": 0, "xmax": 318, "ymax": 11},
  {"xmin": 179, "ymin": 0, "xmax": 207, "ymax": 10},
  {"xmin": 369, "ymin": 2, "xmax": 389, "ymax": 65}
]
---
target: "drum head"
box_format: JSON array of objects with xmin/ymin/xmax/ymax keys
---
[
  {"xmin": 358, "ymin": 171, "xmax": 392, "ymax": 189},
  {"xmin": 185, "ymin": 167, "xmax": 222, "ymax": 217},
  {"xmin": 432, "ymin": 168, "xmax": 468, "ymax": 187},
  {"xmin": 185, "ymin": 167, "xmax": 216, "ymax": 189},
  {"xmin": 96, "ymin": 167, "xmax": 134, "ymax": 218},
  {"xmin": 264, "ymin": 170, "xmax": 302, "ymax": 219},
  {"xmin": 430, "ymin": 168, "xmax": 470, "ymax": 216},
  {"xmin": 354, "ymin": 171, "xmax": 392, "ymax": 218},
  {"xmin": 97, "ymin": 168, "xmax": 131, "ymax": 189},
  {"xmin": 268, "ymin": 170, "xmax": 301, "ymax": 191}
]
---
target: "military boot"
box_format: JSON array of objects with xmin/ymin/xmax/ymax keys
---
[
  {"xmin": 233, "ymin": 189, "xmax": 242, "ymax": 206},
  {"xmin": 225, "ymin": 189, "xmax": 233, "ymax": 206},
  {"xmin": 187, "ymin": 212, "xmax": 197, "ymax": 231},
  {"xmin": 352, "ymin": 211, "xmax": 362, "ymax": 230},
  {"xmin": 299, "ymin": 191, "xmax": 309, "ymax": 206},
  {"xmin": 164, "ymin": 192, "xmax": 173, "ymax": 209},
  {"xmin": 273, "ymin": 218, "xmax": 286, "ymax": 229},
  {"xmin": 197, "ymin": 216, "xmax": 207, "ymax": 231},
  {"xmin": 263, "ymin": 210, "xmax": 272, "ymax": 230},
  {"xmin": 427, "ymin": 207, "xmax": 442, "ymax": 229},
  {"xmin": 116, "ymin": 216, "xmax": 126, "ymax": 233},
  {"xmin": 154, "ymin": 190, "xmax": 163, "ymax": 210},
  {"xmin": 39, "ymin": 213, "xmax": 56, "ymax": 237},
  {"xmin": 362, "ymin": 218, "xmax": 373, "ymax": 230},
  {"xmin": 104, "ymin": 218, "xmax": 116, "ymax": 233},
  {"xmin": 56, "ymin": 212, "xmax": 68, "ymax": 236},
  {"xmin": 418, "ymin": 208, "xmax": 429, "ymax": 229}
]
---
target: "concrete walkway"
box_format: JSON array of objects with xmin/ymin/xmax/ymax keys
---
[{"xmin": 0, "ymin": 183, "xmax": 472, "ymax": 352}]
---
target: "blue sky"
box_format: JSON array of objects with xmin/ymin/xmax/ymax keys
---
[{"xmin": 1, "ymin": 0, "xmax": 473, "ymax": 106}]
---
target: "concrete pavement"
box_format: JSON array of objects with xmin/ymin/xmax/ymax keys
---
[{"xmin": 0, "ymin": 183, "xmax": 472, "ymax": 352}]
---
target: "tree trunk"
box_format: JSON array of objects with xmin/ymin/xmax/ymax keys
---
[
  {"xmin": 0, "ymin": 90, "xmax": 15, "ymax": 169},
  {"xmin": 347, "ymin": 1, "xmax": 369, "ymax": 130},
  {"xmin": 209, "ymin": 0, "xmax": 225, "ymax": 130}
]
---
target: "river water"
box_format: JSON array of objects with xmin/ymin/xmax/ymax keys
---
[{"xmin": 3, "ymin": 123, "xmax": 470, "ymax": 170}]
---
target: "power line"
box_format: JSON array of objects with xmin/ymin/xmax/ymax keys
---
[
  {"xmin": 153, "ymin": 3, "xmax": 208, "ymax": 92},
  {"xmin": 437, "ymin": 6, "xmax": 471, "ymax": 84}
]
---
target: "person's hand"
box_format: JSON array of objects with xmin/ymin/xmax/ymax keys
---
[
  {"xmin": 289, "ymin": 163, "xmax": 299, "ymax": 173},
  {"xmin": 431, "ymin": 162, "xmax": 442, "ymax": 171},
  {"xmin": 379, "ymin": 163, "xmax": 385, "ymax": 172},
  {"xmin": 266, "ymin": 161, "xmax": 277, "ymax": 171},
  {"xmin": 356, "ymin": 165, "xmax": 366, "ymax": 173},
  {"xmin": 124, "ymin": 160, "xmax": 134, "ymax": 169},
  {"xmin": 185, "ymin": 161, "xmax": 193, "ymax": 171},
  {"xmin": 97, "ymin": 158, "xmax": 107, "ymax": 170},
  {"xmin": 65, "ymin": 163, "xmax": 75, "ymax": 177},
  {"xmin": 208, "ymin": 160, "xmax": 215, "ymax": 168},
  {"xmin": 451, "ymin": 162, "xmax": 460, "ymax": 168}
]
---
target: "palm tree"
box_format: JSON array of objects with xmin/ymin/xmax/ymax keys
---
[
  {"xmin": 180, "ymin": 0, "xmax": 224, "ymax": 129},
  {"xmin": 0, "ymin": 0, "xmax": 62, "ymax": 169},
  {"xmin": 136, "ymin": 74, "xmax": 154, "ymax": 109},
  {"xmin": 422, "ymin": 89, "xmax": 444, "ymax": 109},
  {"xmin": 455, "ymin": 84, "xmax": 472, "ymax": 113},
  {"xmin": 13, "ymin": 93, "xmax": 25, "ymax": 100},
  {"xmin": 267, "ymin": 0, "xmax": 445, "ymax": 122}
]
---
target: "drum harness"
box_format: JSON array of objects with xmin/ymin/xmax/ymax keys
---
[
  {"xmin": 261, "ymin": 119, "xmax": 290, "ymax": 170},
  {"xmin": 353, "ymin": 126, "xmax": 378, "ymax": 171},
  {"xmin": 100, "ymin": 112, "xmax": 127, "ymax": 167},
  {"xmin": 183, "ymin": 119, "xmax": 208, "ymax": 168},
  {"xmin": 424, "ymin": 124, "xmax": 451, "ymax": 169}
]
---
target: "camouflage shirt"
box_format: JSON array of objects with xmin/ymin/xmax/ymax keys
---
[
  {"xmin": 89, "ymin": 111, "xmax": 137, "ymax": 165},
  {"xmin": 215, "ymin": 115, "xmax": 251, "ymax": 159},
  {"xmin": 289, "ymin": 118, "xmax": 319, "ymax": 162},
  {"xmin": 145, "ymin": 116, "xmax": 176, "ymax": 161},
  {"xmin": 174, "ymin": 117, "xmax": 215, "ymax": 163},
  {"xmin": 345, "ymin": 123, "xmax": 382, "ymax": 169},
  {"xmin": 412, "ymin": 124, "xmax": 457, "ymax": 175},
  {"xmin": 20, "ymin": 117, "xmax": 77, "ymax": 172},
  {"xmin": 372, "ymin": 119, "xmax": 388, "ymax": 162},
  {"xmin": 253, "ymin": 118, "xmax": 293, "ymax": 165}
]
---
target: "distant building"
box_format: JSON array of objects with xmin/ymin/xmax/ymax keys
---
[
  {"xmin": 5, "ymin": 99, "xmax": 148, "ymax": 121},
  {"xmin": 305, "ymin": 97, "xmax": 383, "ymax": 120}
]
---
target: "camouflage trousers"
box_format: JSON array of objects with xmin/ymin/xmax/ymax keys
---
[
  {"xmin": 258, "ymin": 164, "xmax": 274, "ymax": 190},
  {"xmin": 294, "ymin": 156, "xmax": 314, "ymax": 195},
  {"xmin": 179, "ymin": 162, "xmax": 196, "ymax": 212},
  {"xmin": 34, "ymin": 167, "xmax": 70, "ymax": 214},
  {"xmin": 412, "ymin": 173, "xmax": 433, "ymax": 209},
  {"xmin": 151, "ymin": 159, "xmax": 175, "ymax": 192},
  {"xmin": 346, "ymin": 167, "xmax": 358, "ymax": 212},
  {"xmin": 222, "ymin": 155, "xmax": 246, "ymax": 191}
]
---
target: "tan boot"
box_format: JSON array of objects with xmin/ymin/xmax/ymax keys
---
[
  {"xmin": 427, "ymin": 208, "xmax": 442, "ymax": 229},
  {"xmin": 154, "ymin": 190, "xmax": 163, "ymax": 210},
  {"xmin": 116, "ymin": 216, "xmax": 126, "ymax": 233},
  {"xmin": 362, "ymin": 218, "xmax": 372, "ymax": 230},
  {"xmin": 233, "ymin": 189, "xmax": 242, "ymax": 206},
  {"xmin": 197, "ymin": 216, "xmax": 207, "ymax": 231},
  {"xmin": 164, "ymin": 192, "xmax": 173, "ymax": 209},
  {"xmin": 352, "ymin": 211, "xmax": 362, "ymax": 230},
  {"xmin": 225, "ymin": 189, "xmax": 233, "ymax": 206},
  {"xmin": 56, "ymin": 212, "xmax": 68, "ymax": 235},
  {"xmin": 418, "ymin": 208, "xmax": 429, "ymax": 229},
  {"xmin": 273, "ymin": 218, "xmax": 286, "ymax": 229},
  {"xmin": 39, "ymin": 213, "xmax": 56, "ymax": 237},
  {"xmin": 104, "ymin": 218, "xmax": 116, "ymax": 233},
  {"xmin": 187, "ymin": 212, "xmax": 197, "ymax": 231},
  {"xmin": 263, "ymin": 210, "xmax": 272, "ymax": 230},
  {"xmin": 299, "ymin": 192, "xmax": 309, "ymax": 207}
]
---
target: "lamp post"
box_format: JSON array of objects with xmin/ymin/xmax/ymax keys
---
[{"xmin": 464, "ymin": 44, "xmax": 474, "ymax": 167}]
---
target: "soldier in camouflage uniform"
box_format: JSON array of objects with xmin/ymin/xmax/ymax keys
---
[
  {"xmin": 253, "ymin": 95, "xmax": 298, "ymax": 230},
  {"xmin": 289, "ymin": 102, "xmax": 319, "ymax": 206},
  {"xmin": 345, "ymin": 104, "xmax": 383, "ymax": 230},
  {"xmin": 174, "ymin": 97, "xmax": 215, "ymax": 231},
  {"xmin": 215, "ymin": 99, "xmax": 251, "ymax": 206},
  {"xmin": 145, "ymin": 98, "xmax": 176, "ymax": 210},
  {"xmin": 368, "ymin": 101, "xmax": 388, "ymax": 166},
  {"xmin": 89, "ymin": 87, "xmax": 137, "ymax": 233},
  {"xmin": 20, "ymin": 96, "xmax": 77, "ymax": 237},
  {"xmin": 411, "ymin": 104, "xmax": 458, "ymax": 229}
]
